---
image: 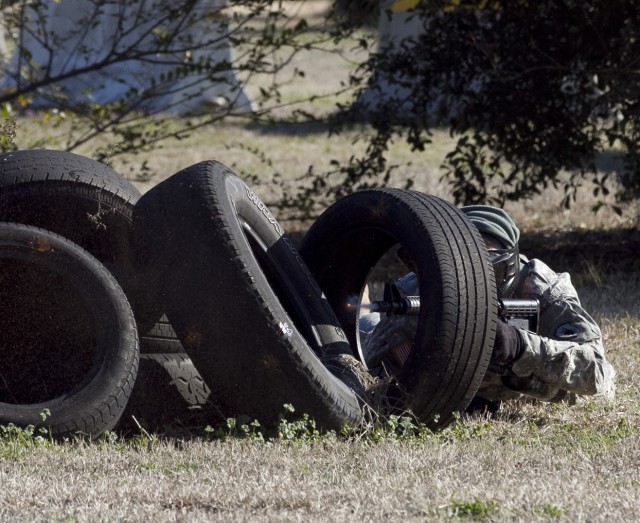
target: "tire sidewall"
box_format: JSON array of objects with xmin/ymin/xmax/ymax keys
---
[
  {"xmin": 300, "ymin": 189, "xmax": 497, "ymax": 422},
  {"xmin": 222, "ymin": 173, "xmax": 352, "ymax": 358},
  {"xmin": 0, "ymin": 224, "xmax": 138, "ymax": 433},
  {"xmin": 133, "ymin": 161, "xmax": 363, "ymax": 428}
]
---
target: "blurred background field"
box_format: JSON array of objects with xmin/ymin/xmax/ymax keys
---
[{"xmin": 9, "ymin": 1, "xmax": 637, "ymax": 235}]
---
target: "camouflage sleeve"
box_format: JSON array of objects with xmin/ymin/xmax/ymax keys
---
[
  {"xmin": 360, "ymin": 272, "xmax": 419, "ymax": 366},
  {"xmin": 363, "ymin": 264, "xmax": 616, "ymax": 403},
  {"xmin": 508, "ymin": 259, "xmax": 616, "ymax": 400}
]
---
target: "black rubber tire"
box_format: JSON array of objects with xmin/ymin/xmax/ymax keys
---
[
  {"xmin": 132, "ymin": 160, "xmax": 364, "ymax": 429},
  {"xmin": 118, "ymin": 353, "xmax": 219, "ymax": 432},
  {"xmin": 299, "ymin": 189, "xmax": 498, "ymax": 428},
  {"xmin": 0, "ymin": 223, "xmax": 139, "ymax": 438},
  {"xmin": 0, "ymin": 149, "xmax": 160, "ymax": 331},
  {"xmin": 140, "ymin": 315, "xmax": 184, "ymax": 354}
]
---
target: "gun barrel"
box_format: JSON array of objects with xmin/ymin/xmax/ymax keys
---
[
  {"xmin": 368, "ymin": 296, "xmax": 539, "ymax": 326},
  {"xmin": 369, "ymin": 296, "xmax": 420, "ymax": 315}
]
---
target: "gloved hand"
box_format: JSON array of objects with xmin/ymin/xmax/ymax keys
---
[{"xmin": 491, "ymin": 319, "xmax": 524, "ymax": 368}]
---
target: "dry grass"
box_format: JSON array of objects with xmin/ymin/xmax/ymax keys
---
[
  {"xmin": 1, "ymin": 363, "xmax": 639, "ymax": 522},
  {"xmin": 2, "ymin": 2, "xmax": 640, "ymax": 520}
]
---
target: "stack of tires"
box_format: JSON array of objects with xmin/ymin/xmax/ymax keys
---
[
  {"xmin": 0, "ymin": 150, "xmax": 497, "ymax": 439},
  {"xmin": 0, "ymin": 150, "xmax": 142, "ymax": 438},
  {"xmin": 0, "ymin": 151, "xmax": 365, "ymax": 438}
]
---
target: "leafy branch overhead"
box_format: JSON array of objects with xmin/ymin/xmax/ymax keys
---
[{"xmin": 333, "ymin": 0, "xmax": 640, "ymax": 211}]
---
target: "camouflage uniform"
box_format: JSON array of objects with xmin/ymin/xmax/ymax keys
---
[{"xmin": 360, "ymin": 257, "xmax": 616, "ymax": 404}]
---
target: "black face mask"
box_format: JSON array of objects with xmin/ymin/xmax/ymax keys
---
[{"xmin": 488, "ymin": 245, "xmax": 521, "ymax": 298}]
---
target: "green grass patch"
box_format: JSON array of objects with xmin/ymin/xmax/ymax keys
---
[{"xmin": 449, "ymin": 497, "xmax": 499, "ymax": 519}]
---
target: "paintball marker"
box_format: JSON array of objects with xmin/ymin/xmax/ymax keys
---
[{"xmin": 369, "ymin": 282, "xmax": 539, "ymax": 333}]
